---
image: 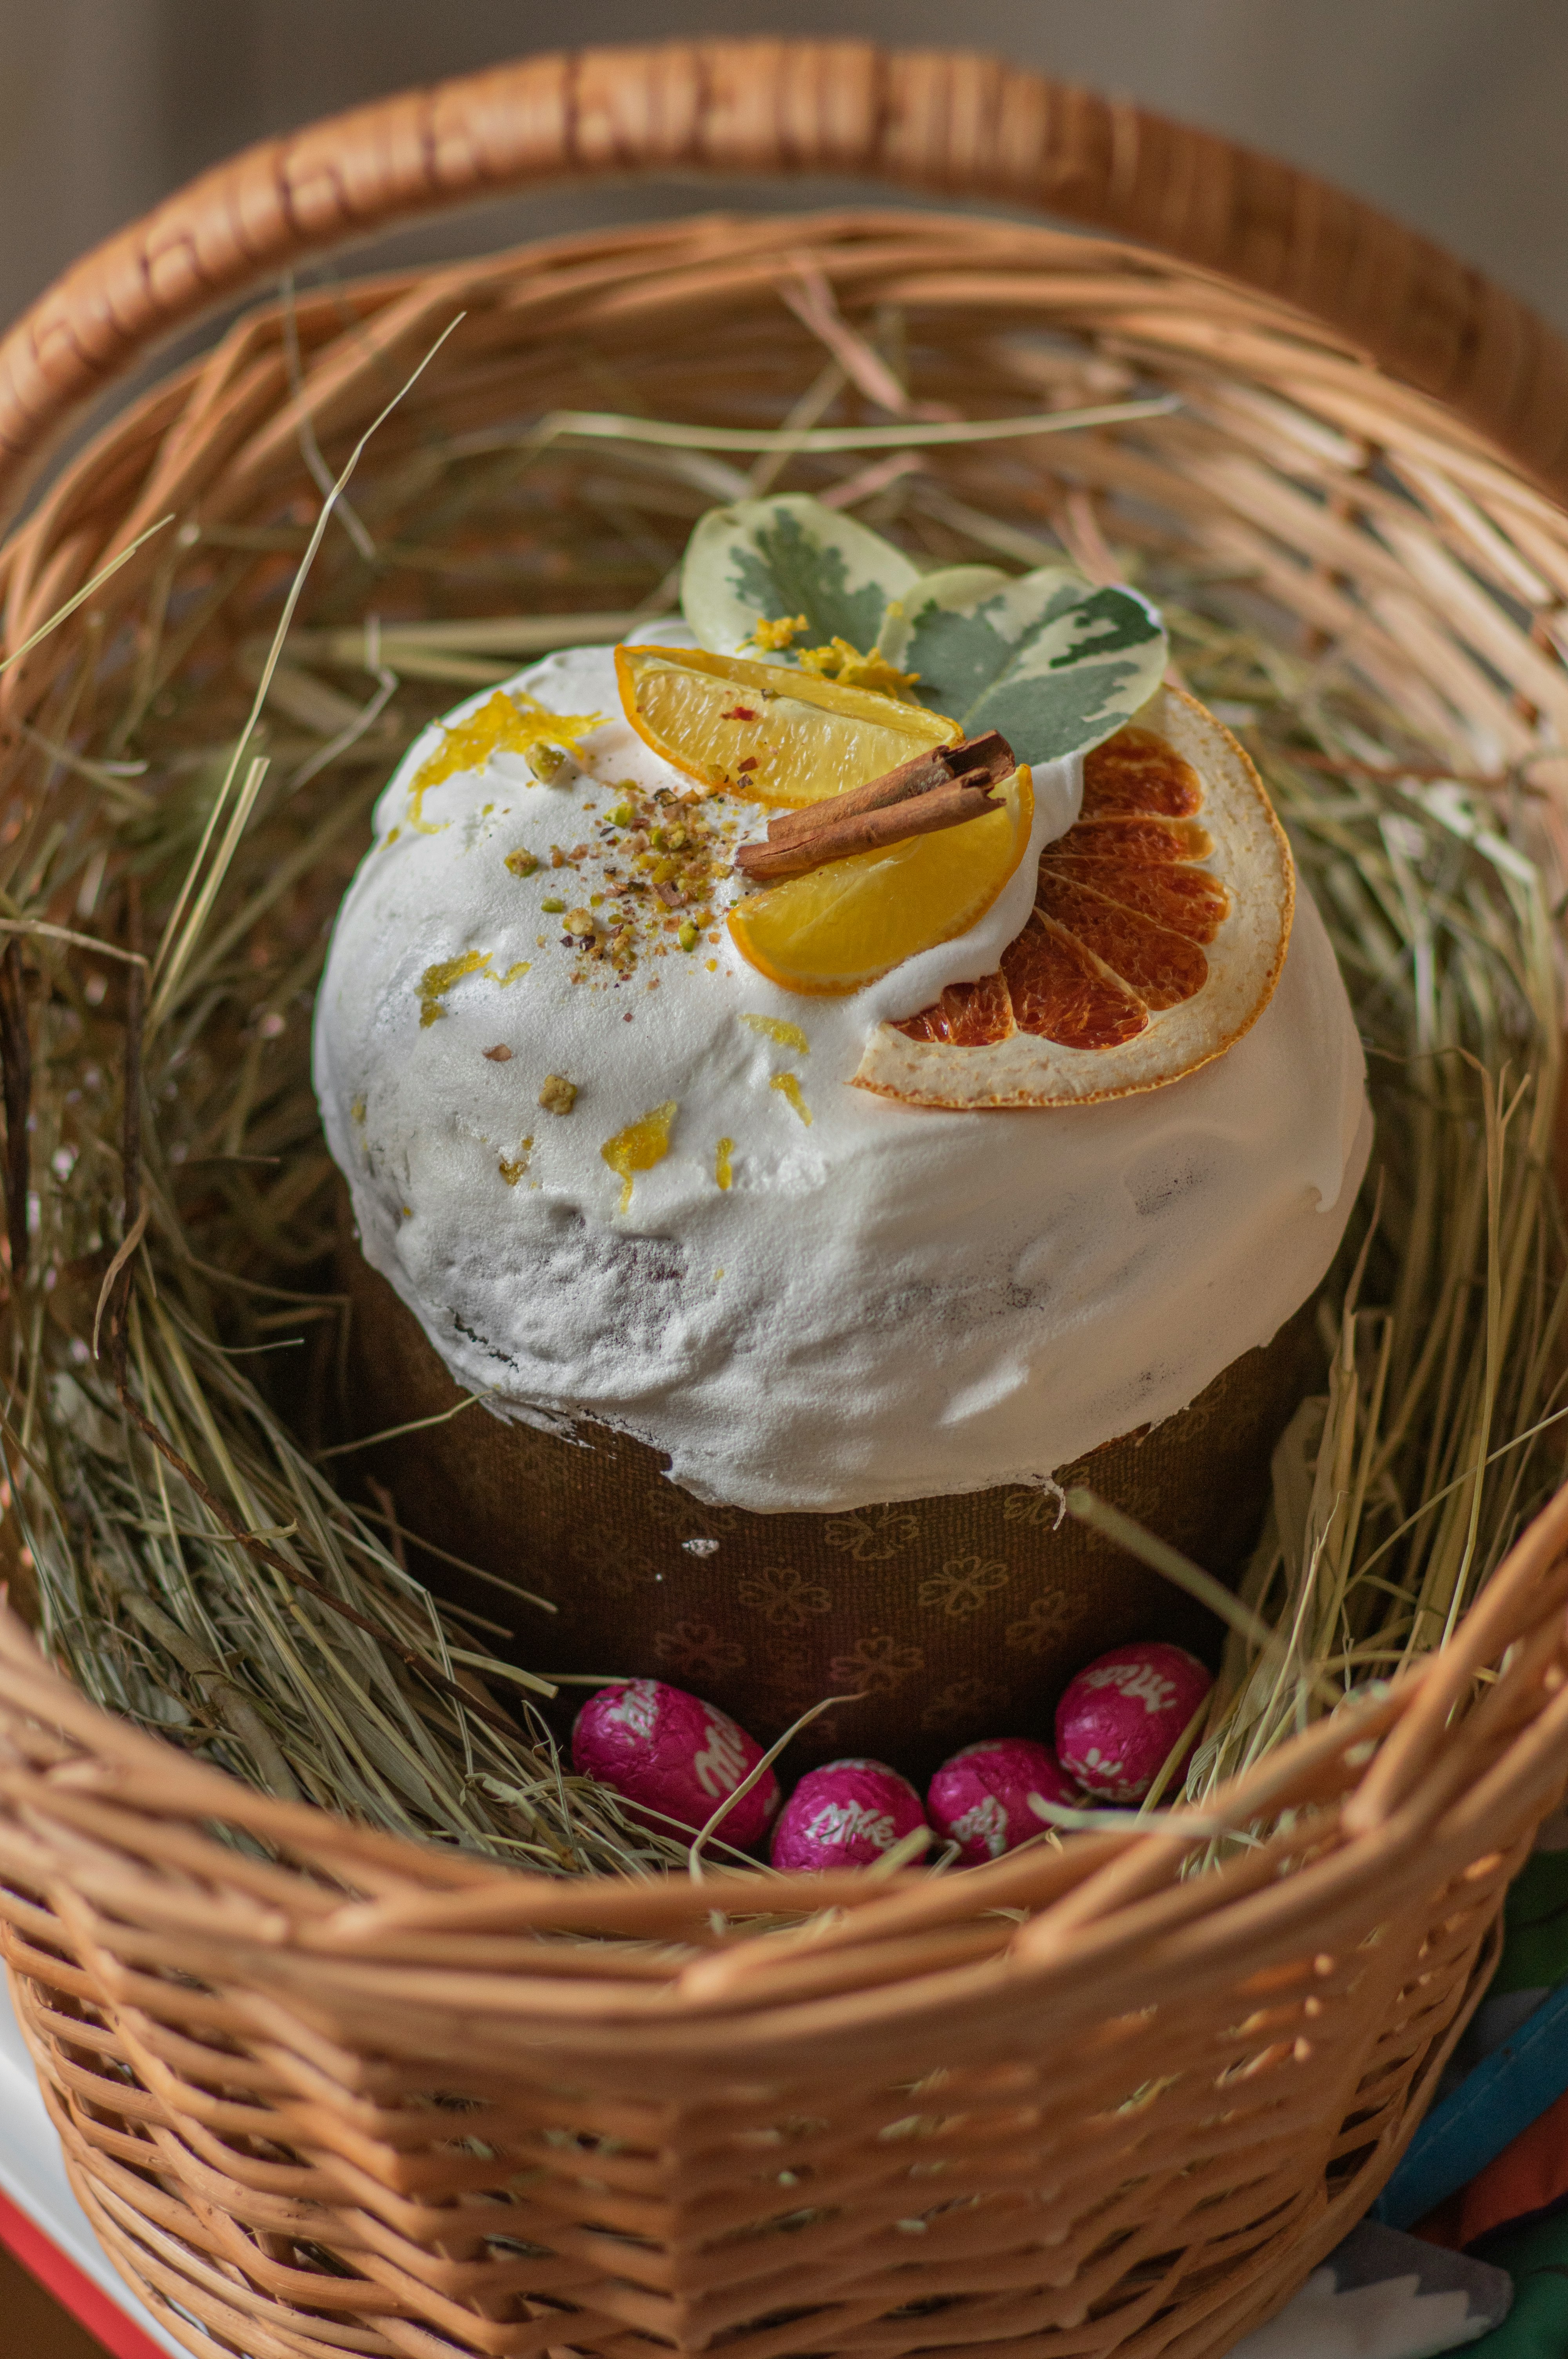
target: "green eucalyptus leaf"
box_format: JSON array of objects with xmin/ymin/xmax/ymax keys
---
[
  {"xmin": 682, "ymin": 495, "xmax": 920, "ymax": 658},
  {"xmin": 899, "ymin": 565, "xmax": 1168, "ymax": 765}
]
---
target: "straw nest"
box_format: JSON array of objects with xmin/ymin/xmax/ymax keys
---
[{"xmin": 0, "ymin": 222, "xmax": 1564, "ymax": 1877}]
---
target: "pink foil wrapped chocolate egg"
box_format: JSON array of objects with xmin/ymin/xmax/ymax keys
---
[
  {"xmin": 1054, "ymin": 1642, "xmax": 1213, "ymax": 1804},
  {"xmin": 770, "ymin": 1758, "xmax": 927, "ymax": 1872},
  {"xmin": 927, "ymin": 1738, "xmax": 1079, "ymax": 1865},
  {"xmin": 572, "ymin": 1679, "xmax": 778, "ymax": 1848}
]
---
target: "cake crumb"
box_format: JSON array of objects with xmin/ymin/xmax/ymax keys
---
[
  {"xmin": 539, "ymin": 1074, "xmax": 579, "ymax": 1116},
  {"xmin": 483, "ymin": 1045, "xmax": 512, "ymax": 1063}
]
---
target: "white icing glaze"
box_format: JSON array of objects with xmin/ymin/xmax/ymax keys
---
[{"xmin": 314, "ymin": 642, "xmax": 1371, "ymax": 1512}]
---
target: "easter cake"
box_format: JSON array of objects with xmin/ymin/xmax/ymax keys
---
[{"xmin": 316, "ymin": 497, "xmax": 1370, "ymax": 1768}]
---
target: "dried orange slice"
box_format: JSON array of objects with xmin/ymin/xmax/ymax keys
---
[
  {"xmin": 728, "ymin": 767, "xmax": 1034, "ymax": 996},
  {"xmin": 854, "ymin": 685, "xmax": 1291, "ymax": 1105},
  {"xmin": 616, "ymin": 644, "xmax": 958, "ymax": 810}
]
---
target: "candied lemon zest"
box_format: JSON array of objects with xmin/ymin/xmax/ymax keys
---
[
  {"xmin": 494, "ymin": 961, "xmax": 532, "ymax": 988},
  {"xmin": 745, "ymin": 612, "xmax": 809, "ymax": 652},
  {"xmin": 602, "ymin": 1100, "xmax": 678, "ymax": 1212},
  {"xmin": 715, "ymin": 1136, "xmax": 734, "ymax": 1190},
  {"xmin": 740, "ymin": 1013, "xmax": 809, "ymax": 1054},
  {"xmin": 417, "ymin": 950, "xmax": 490, "ymax": 1027},
  {"xmin": 408, "ymin": 690, "xmax": 604, "ymax": 833},
  {"xmin": 350, "ymin": 1096, "xmax": 366, "ymax": 1127},
  {"xmin": 770, "ymin": 1073, "xmax": 812, "ymax": 1126},
  {"xmin": 795, "ymin": 636, "xmax": 921, "ymax": 700}
]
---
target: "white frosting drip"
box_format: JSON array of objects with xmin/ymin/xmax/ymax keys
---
[{"xmin": 314, "ymin": 643, "xmax": 1372, "ymax": 1512}]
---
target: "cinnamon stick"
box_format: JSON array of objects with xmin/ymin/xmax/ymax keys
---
[
  {"xmin": 735, "ymin": 773, "xmax": 1003, "ymax": 881},
  {"xmin": 765, "ymin": 728, "xmax": 1014, "ymax": 846}
]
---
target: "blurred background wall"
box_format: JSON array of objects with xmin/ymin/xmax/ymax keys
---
[{"xmin": 0, "ymin": 0, "xmax": 1564, "ymax": 336}]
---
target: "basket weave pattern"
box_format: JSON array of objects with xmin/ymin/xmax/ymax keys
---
[{"xmin": 2, "ymin": 39, "xmax": 1568, "ymax": 2359}]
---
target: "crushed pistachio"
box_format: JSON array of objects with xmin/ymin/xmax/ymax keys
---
[
  {"xmin": 499, "ymin": 1136, "xmax": 533, "ymax": 1185},
  {"xmin": 499, "ymin": 774, "xmax": 740, "ymax": 989},
  {"xmin": 417, "ymin": 950, "xmax": 490, "ymax": 1027},
  {"xmin": 601, "ymin": 1100, "xmax": 677, "ymax": 1213},
  {"xmin": 740, "ymin": 1014, "xmax": 809, "ymax": 1054},
  {"xmin": 715, "ymin": 1136, "xmax": 734, "ymax": 1190},
  {"xmin": 770, "ymin": 1072, "xmax": 812, "ymax": 1126},
  {"xmin": 407, "ymin": 689, "xmax": 603, "ymax": 832},
  {"xmin": 527, "ymin": 745, "xmax": 567, "ymax": 783},
  {"xmin": 505, "ymin": 849, "xmax": 538, "ymax": 878},
  {"xmin": 539, "ymin": 1074, "xmax": 578, "ymax": 1116}
]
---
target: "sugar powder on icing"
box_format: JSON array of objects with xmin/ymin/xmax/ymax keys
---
[{"xmin": 313, "ymin": 641, "xmax": 1372, "ymax": 1513}]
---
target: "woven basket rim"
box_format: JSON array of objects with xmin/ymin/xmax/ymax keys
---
[{"xmin": 4, "ymin": 38, "xmax": 1568, "ymax": 523}]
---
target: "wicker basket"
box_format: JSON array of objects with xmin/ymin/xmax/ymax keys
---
[{"xmin": 4, "ymin": 39, "xmax": 1568, "ymax": 2359}]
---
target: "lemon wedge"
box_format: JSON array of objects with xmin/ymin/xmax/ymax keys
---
[
  {"xmin": 728, "ymin": 767, "xmax": 1034, "ymax": 996},
  {"xmin": 615, "ymin": 644, "xmax": 957, "ymax": 810}
]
